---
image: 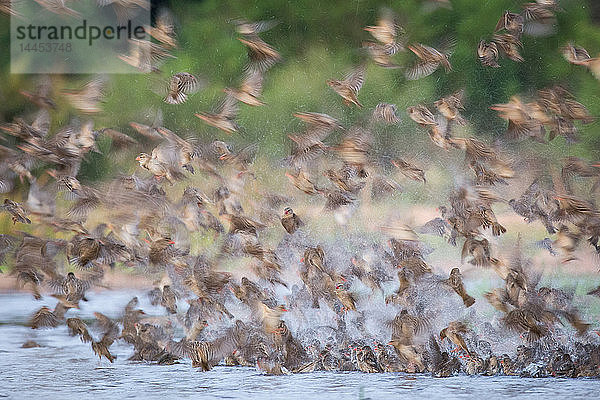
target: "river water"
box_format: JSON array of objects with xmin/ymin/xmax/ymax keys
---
[{"xmin": 1, "ymin": 291, "xmax": 599, "ymax": 400}]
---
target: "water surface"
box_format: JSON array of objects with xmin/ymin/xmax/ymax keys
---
[{"xmin": 1, "ymin": 292, "xmax": 599, "ymax": 400}]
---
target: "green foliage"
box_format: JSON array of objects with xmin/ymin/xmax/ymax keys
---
[{"xmin": 0, "ymin": 0, "xmax": 599, "ymax": 184}]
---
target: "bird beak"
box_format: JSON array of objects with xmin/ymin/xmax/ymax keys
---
[
  {"xmin": 591, "ymin": 164, "xmax": 600, "ymax": 168},
  {"xmin": 300, "ymin": 257, "xmax": 304, "ymax": 263},
  {"xmin": 168, "ymin": 240, "xmax": 175, "ymax": 244},
  {"xmin": 135, "ymin": 156, "xmax": 141, "ymax": 161}
]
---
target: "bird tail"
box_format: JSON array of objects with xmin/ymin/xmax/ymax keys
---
[{"xmin": 463, "ymin": 295, "xmax": 475, "ymax": 308}]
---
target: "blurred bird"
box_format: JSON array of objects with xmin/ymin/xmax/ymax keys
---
[
  {"xmin": 406, "ymin": 40, "xmax": 454, "ymax": 80},
  {"xmin": 445, "ymin": 267, "xmax": 475, "ymax": 307},
  {"xmin": 163, "ymin": 72, "xmax": 200, "ymax": 105},
  {"xmin": 327, "ymin": 64, "xmax": 366, "ymax": 107},
  {"xmin": 195, "ymin": 92, "xmax": 240, "ymax": 134}
]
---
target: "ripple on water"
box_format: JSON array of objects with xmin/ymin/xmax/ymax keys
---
[{"xmin": 2, "ymin": 292, "xmax": 600, "ymax": 400}]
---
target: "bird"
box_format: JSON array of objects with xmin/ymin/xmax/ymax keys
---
[
  {"xmin": 445, "ymin": 267, "xmax": 476, "ymax": 307},
  {"xmin": 1, "ymin": 199, "xmax": 31, "ymax": 224},
  {"xmin": 195, "ymin": 91, "xmax": 240, "ymax": 134},
  {"xmin": 406, "ymin": 40, "xmax": 454, "ymax": 80},
  {"xmin": 163, "ymin": 72, "xmax": 199, "ymax": 105},
  {"xmin": 145, "ymin": 8, "xmax": 178, "ymax": 48},
  {"xmin": 281, "ymin": 207, "xmax": 303, "ymax": 234},
  {"xmin": 326, "ymin": 64, "xmax": 366, "ymax": 107},
  {"xmin": 391, "ymin": 159, "xmax": 426, "ymax": 183},
  {"xmin": 440, "ymin": 321, "xmax": 471, "ymax": 355},
  {"xmin": 478, "ymin": 40, "xmax": 500, "ymax": 68}
]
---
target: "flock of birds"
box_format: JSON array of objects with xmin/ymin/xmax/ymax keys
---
[{"xmin": 2, "ymin": 0, "xmax": 600, "ymax": 379}]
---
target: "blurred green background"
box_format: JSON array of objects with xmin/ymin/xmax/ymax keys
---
[{"xmin": 0, "ymin": 0, "xmax": 599, "ymax": 184}]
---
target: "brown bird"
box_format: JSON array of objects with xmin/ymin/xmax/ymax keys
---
[
  {"xmin": 119, "ymin": 38, "xmax": 176, "ymax": 72},
  {"xmin": 501, "ymin": 308, "xmax": 549, "ymax": 342},
  {"xmin": 161, "ymin": 285, "xmax": 178, "ymax": 314},
  {"xmin": 492, "ymin": 33, "xmax": 524, "ymax": 62},
  {"xmin": 135, "ymin": 147, "xmax": 186, "ymax": 184},
  {"xmin": 2, "ymin": 199, "xmax": 31, "ymax": 224},
  {"xmin": 484, "ymin": 288, "xmax": 511, "ymax": 313},
  {"xmin": 478, "ymin": 40, "xmax": 500, "ymax": 68},
  {"xmin": 391, "ymin": 159, "xmax": 426, "ymax": 183},
  {"xmin": 20, "ymin": 75, "xmax": 56, "ymax": 109},
  {"xmin": 51, "ymin": 271, "xmax": 92, "ymax": 303},
  {"xmin": 387, "ymin": 310, "xmax": 428, "ymax": 371},
  {"xmin": 434, "ymin": 90, "xmax": 466, "ymax": 125},
  {"xmin": 29, "ymin": 303, "xmax": 73, "ymax": 329},
  {"xmin": 66, "ymin": 317, "xmax": 93, "ymax": 343},
  {"xmin": 362, "ymin": 41, "xmax": 403, "ymax": 68},
  {"xmin": 195, "ymin": 91, "xmax": 240, "ymax": 134},
  {"xmin": 281, "ymin": 207, "xmax": 303, "ymax": 234},
  {"xmin": 62, "ymin": 76, "xmax": 106, "ymax": 114},
  {"xmin": 91, "ymin": 312, "xmax": 120, "ymax": 363},
  {"xmin": 494, "ymin": 11, "xmax": 524, "ymax": 37},
  {"xmin": 440, "ymin": 321, "xmax": 471, "ymax": 355},
  {"xmin": 445, "ymin": 267, "xmax": 475, "ymax": 307},
  {"xmin": 233, "ymin": 19, "xmax": 279, "ymax": 36},
  {"xmin": 553, "ymin": 224, "xmax": 581, "ymax": 263},
  {"xmin": 407, "ymin": 104, "xmax": 436, "ymax": 127},
  {"xmin": 223, "ymin": 213, "xmax": 265, "ymax": 236},
  {"xmin": 327, "ymin": 64, "xmax": 366, "ymax": 107},
  {"xmin": 491, "ymin": 96, "xmax": 545, "ymax": 141},
  {"xmin": 163, "ymin": 72, "xmax": 199, "ymax": 105},
  {"xmin": 285, "ymin": 170, "xmax": 319, "ymax": 195},
  {"xmin": 334, "ymin": 283, "xmax": 356, "ymax": 312},
  {"xmin": 562, "ymin": 42, "xmax": 592, "ymax": 66},
  {"xmin": 145, "ymin": 8, "xmax": 178, "ymax": 48},
  {"xmin": 462, "ymin": 237, "xmax": 497, "ymax": 266},
  {"xmin": 372, "ymin": 103, "xmax": 400, "ymax": 124},
  {"xmin": 561, "ymin": 43, "xmax": 600, "ymax": 80},
  {"xmin": 238, "ymin": 35, "xmax": 281, "ymax": 73},
  {"xmin": 406, "ymin": 41, "xmax": 454, "ymax": 80},
  {"xmin": 226, "ymin": 69, "xmax": 265, "ymax": 106},
  {"xmin": 364, "ymin": 8, "xmax": 403, "ymax": 46}
]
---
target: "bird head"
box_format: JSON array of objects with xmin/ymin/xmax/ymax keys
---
[
  {"xmin": 440, "ymin": 328, "xmax": 447, "ymax": 340},
  {"xmin": 283, "ymin": 207, "xmax": 293, "ymax": 215}
]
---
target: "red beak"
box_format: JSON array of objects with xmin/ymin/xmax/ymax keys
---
[
  {"xmin": 168, "ymin": 240, "xmax": 175, "ymax": 244},
  {"xmin": 300, "ymin": 257, "xmax": 304, "ymax": 263}
]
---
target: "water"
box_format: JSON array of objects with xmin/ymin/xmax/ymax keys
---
[{"xmin": 1, "ymin": 292, "xmax": 599, "ymax": 400}]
